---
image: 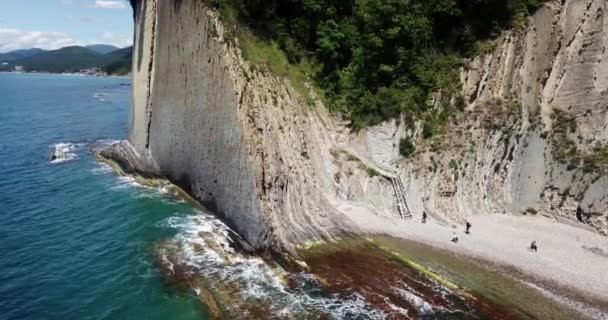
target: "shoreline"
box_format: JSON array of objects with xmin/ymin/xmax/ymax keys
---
[
  {"xmin": 347, "ymin": 209, "xmax": 608, "ymax": 317},
  {"xmin": 373, "ymin": 234, "xmax": 607, "ymax": 319},
  {"xmin": 0, "ymin": 71, "xmax": 131, "ymax": 79},
  {"xmin": 93, "ymin": 142, "xmax": 607, "ymax": 317}
]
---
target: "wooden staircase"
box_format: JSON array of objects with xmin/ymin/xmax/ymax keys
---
[{"xmin": 390, "ymin": 176, "xmax": 412, "ymax": 220}]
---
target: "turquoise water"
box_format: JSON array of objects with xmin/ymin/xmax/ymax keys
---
[{"xmin": 0, "ymin": 73, "xmax": 207, "ymax": 320}]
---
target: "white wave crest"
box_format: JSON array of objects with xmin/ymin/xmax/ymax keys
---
[
  {"xmin": 393, "ymin": 285, "xmax": 435, "ymax": 315},
  {"xmin": 91, "ymin": 162, "xmax": 114, "ymax": 175},
  {"xmin": 159, "ymin": 213, "xmax": 386, "ymax": 319},
  {"xmin": 93, "ymin": 92, "xmax": 107, "ymax": 101},
  {"xmin": 49, "ymin": 142, "xmax": 79, "ymax": 164}
]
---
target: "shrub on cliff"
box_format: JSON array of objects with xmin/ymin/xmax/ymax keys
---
[{"xmin": 399, "ymin": 138, "xmax": 415, "ymax": 158}]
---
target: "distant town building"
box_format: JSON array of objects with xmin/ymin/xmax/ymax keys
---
[
  {"xmin": 14, "ymin": 66, "xmax": 24, "ymax": 72},
  {"xmin": 78, "ymin": 67, "xmax": 107, "ymax": 77}
]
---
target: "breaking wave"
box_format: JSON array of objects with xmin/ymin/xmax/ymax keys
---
[
  {"xmin": 50, "ymin": 139, "xmax": 120, "ymax": 165},
  {"xmin": 49, "ymin": 142, "xmax": 80, "ymax": 164},
  {"xmin": 156, "ymin": 213, "xmax": 385, "ymax": 319},
  {"xmin": 93, "ymin": 92, "xmax": 106, "ymax": 102}
]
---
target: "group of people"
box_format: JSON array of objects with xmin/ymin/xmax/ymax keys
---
[{"xmin": 420, "ymin": 211, "xmax": 538, "ymax": 251}]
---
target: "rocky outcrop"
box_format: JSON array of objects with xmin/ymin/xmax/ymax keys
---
[{"xmin": 116, "ymin": 0, "xmax": 607, "ymax": 257}]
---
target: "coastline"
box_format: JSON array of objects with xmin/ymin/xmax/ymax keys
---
[
  {"xmin": 94, "ymin": 142, "xmax": 607, "ymax": 318},
  {"xmin": 347, "ymin": 209, "xmax": 608, "ymax": 317},
  {"xmin": 0, "ymin": 71, "xmax": 131, "ymax": 79}
]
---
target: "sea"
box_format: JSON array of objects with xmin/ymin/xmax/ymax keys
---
[{"xmin": 0, "ymin": 73, "xmax": 208, "ymax": 320}]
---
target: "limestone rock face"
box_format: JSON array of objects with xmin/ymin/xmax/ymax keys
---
[
  {"xmin": 125, "ymin": 0, "xmax": 359, "ymax": 255},
  {"xmin": 354, "ymin": 0, "xmax": 608, "ymax": 235}
]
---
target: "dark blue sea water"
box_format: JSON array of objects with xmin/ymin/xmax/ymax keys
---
[{"xmin": 0, "ymin": 73, "xmax": 206, "ymax": 320}]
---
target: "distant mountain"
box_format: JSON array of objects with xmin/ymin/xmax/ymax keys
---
[
  {"xmin": 100, "ymin": 47, "xmax": 133, "ymax": 75},
  {"xmin": 0, "ymin": 48, "xmax": 46, "ymax": 62},
  {"xmin": 86, "ymin": 44, "xmax": 120, "ymax": 54},
  {"xmin": 0, "ymin": 45, "xmax": 133, "ymax": 75},
  {"xmin": 15, "ymin": 46, "xmax": 102, "ymax": 73}
]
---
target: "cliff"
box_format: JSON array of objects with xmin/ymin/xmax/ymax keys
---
[
  {"xmin": 111, "ymin": 0, "xmax": 366, "ymax": 256},
  {"xmin": 108, "ymin": 0, "xmax": 607, "ymax": 257},
  {"xmin": 353, "ymin": 0, "xmax": 608, "ymax": 235}
]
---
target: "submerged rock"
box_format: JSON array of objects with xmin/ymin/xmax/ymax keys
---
[{"xmin": 49, "ymin": 143, "xmax": 77, "ymax": 163}]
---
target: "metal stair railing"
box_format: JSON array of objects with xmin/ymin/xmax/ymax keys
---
[{"xmin": 390, "ymin": 176, "xmax": 412, "ymax": 220}]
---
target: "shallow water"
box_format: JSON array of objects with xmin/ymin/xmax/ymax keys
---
[{"xmin": 371, "ymin": 236, "xmax": 590, "ymax": 320}]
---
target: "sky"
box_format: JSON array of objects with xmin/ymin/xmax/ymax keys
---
[{"xmin": 0, "ymin": 0, "xmax": 133, "ymax": 53}]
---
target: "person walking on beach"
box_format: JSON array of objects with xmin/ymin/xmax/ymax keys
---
[
  {"xmin": 465, "ymin": 221, "xmax": 471, "ymax": 234},
  {"xmin": 530, "ymin": 241, "xmax": 538, "ymax": 252},
  {"xmin": 422, "ymin": 211, "xmax": 427, "ymax": 224}
]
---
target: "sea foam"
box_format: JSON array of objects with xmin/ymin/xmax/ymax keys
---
[{"xmin": 49, "ymin": 142, "xmax": 79, "ymax": 164}]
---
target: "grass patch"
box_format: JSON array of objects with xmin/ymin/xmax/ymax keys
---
[
  {"xmin": 357, "ymin": 164, "xmax": 380, "ymax": 178},
  {"xmin": 329, "ymin": 148, "xmax": 341, "ymax": 160},
  {"xmin": 238, "ymin": 30, "xmax": 316, "ymax": 105},
  {"xmin": 228, "ymin": 28, "xmax": 324, "ymax": 105},
  {"xmin": 551, "ymin": 109, "xmax": 578, "ymax": 165},
  {"xmin": 203, "ymin": 1, "xmax": 317, "ymax": 106},
  {"xmin": 551, "ymin": 110, "xmax": 608, "ymax": 174}
]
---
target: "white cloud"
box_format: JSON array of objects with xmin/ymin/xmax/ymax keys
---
[
  {"xmin": 94, "ymin": 0, "xmax": 126, "ymax": 9},
  {"xmin": 0, "ymin": 28, "xmax": 81, "ymax": 52},
  {"xmin": 0, "ymin": 28, "xmax": 133, "ymax": 53},
  {"xmin": 100, "ymin": 32, "xmax": 131, "ymax": 47},
  {"xmin": 68, "ymin": 15, "xmax": 107, "ymax": 26}
]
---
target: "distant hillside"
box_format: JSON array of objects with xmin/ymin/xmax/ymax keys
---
[
  {"xmin": 86, "ymin": 44, "xmax": 120, "ymax": 54},
  {"xmin": 100, "ymin": 47, "xmax": 133, "ymax": 75},
  {"xmin": 16, "ymin": 46, "xmax": 102, "ymax": 73},
  {"xmin": 0, "ymin": 48, "xmax": 46, "ymax": 62},
  {"xmin": 0, "ymin": 45, "xmax": 132, "ymax": 75}
]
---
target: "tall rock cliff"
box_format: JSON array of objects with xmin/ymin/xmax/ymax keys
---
[
  {"xmin": 355, "ymin": 0, "xmax": 608, "ymax": 235},
  {"xmin": 119, "ymin": 0, "xmax": 365, "ymax": 256},
  {"xmin": 113, "ymin": 0, "xmax": 607, "ymax": 256}
]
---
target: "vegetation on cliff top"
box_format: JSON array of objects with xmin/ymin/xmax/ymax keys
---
[{"xmin": 208, "ymin": 0, "xmax": 543, "ymax": 131}]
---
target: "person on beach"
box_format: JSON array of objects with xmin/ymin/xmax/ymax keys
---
[
  {"xmin": 422, "ymin": 211, "xmax": 427, "ymax": 224},
  {"xmin": 530, "ymin": 241, "xmax": 537, "ymax": 252},
  {"xmin": 451, "ymin": 232, "xmax": 459, "ymax": 243},
  {"xmin": 465, "ymin": 221, "xmax": 471, "ymax": 234}
]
